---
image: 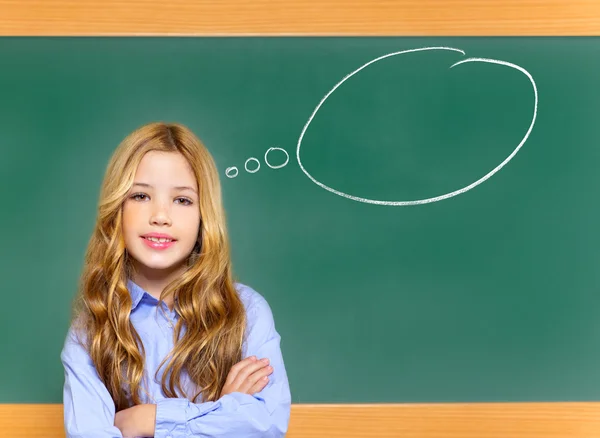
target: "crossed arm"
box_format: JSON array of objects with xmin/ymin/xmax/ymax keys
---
[
  {"xmin": 113, "ymin": 355, "xmax": 277, "ymax": 437},
  {"xmin": 61, "ymin": 295, "xmax": 291, "ymax": 438}
]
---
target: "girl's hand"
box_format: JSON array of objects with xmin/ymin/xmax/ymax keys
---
[
  {"xmin": 114, "ymin": 404, "xmax": 156, "ymax": 437},
  {"xmin": 219, "ymin": 356, "xmax": 273, "ymax": 398}
]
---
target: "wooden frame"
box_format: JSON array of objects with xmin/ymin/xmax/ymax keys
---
[
  {"xmin": 1, "ymin": 0, "xmax": 600, "ymax": 36},
  {"xmin": 1, "ymin": 403, "xmax": 600, "ymax": 437},
  {"xmin": 1, "ymin": 0, "xmax": 600, "ymax": 436}
]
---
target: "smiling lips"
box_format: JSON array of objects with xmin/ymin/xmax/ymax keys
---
[{"xmin": 141, "ymin": 235, "xmax": 177, "ymax": 250}]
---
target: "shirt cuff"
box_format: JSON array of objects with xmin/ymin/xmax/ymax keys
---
[
  {"xmin": 155, "ymin": 398, "xmax": 189, "ymax": 438},
  {"xmin": 154, "ymin": 397, "xmax": 224, "ymax": 438}
]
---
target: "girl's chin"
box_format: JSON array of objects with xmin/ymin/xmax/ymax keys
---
[{"xmin": 130, "ymin": 256, "xmax": 188, "ymax": 273}]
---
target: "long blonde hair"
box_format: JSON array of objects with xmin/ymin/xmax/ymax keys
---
[{"xmin": 70, "ymin": 122, "xmax": 246, "ymax": 410}]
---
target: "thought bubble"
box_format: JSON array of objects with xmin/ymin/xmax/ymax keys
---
[
  {"xmin": 225, "ymin": 46, "xmax": 538, "ymax": 206},
  {"xmin": 295, "ymin": 46, "xmax": 538, "ymax": 205},
  {"xmin": 225, "ymin": 146, "xmax": 290, "ymax": 179}
]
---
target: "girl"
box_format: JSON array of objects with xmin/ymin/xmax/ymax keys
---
[{"xmin": 60, "ymin": 122, "xmax": 291, "ymax": 437}]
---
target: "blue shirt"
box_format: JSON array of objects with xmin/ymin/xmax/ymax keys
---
[{"xmin": 60, "ymin": 279, "xmax": 291, "ymax": 437}]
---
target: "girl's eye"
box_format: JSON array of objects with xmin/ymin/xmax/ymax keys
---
[
  {"xmin": 130, "ymin": 193, "xmax": 192, "ymax": 206},
  {"xmin": 131, "ymin": 193, "xmax": 148, "ymax": 201}
]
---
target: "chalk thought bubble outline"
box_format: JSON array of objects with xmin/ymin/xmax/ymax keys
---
[
  {"xmin": 226, "ymin": 147, "xmax": 290, "ymax": 178},
  {"xmin": 295, "ymin": 46, "xmax": 539, "ymax": 206}
]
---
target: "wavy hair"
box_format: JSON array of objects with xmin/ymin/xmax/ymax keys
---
[{"xmin": 70, "ymin": 122, "xmax": 246, "ymax": 411}]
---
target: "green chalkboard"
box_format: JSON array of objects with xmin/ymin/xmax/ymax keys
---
[{"xmin": 1, "ymin": 37, "xmax": 600, "ymax": 404}]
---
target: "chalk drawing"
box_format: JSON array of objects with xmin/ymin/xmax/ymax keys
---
[
  {"xmin": 296, "ymin": 47, "xmax": 538, "ymax": 205},
  {"xmin": 225, "ymin": 147, "xmax": 290, "ymax": 178},
  {"xmin": 226, "ymin": 46, "xmax": 538, "ymax": 206}
]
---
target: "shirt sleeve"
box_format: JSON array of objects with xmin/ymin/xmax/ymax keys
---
[
  {"xmin": 60, "ymin": 326, "xmax": 124, "ymax": 438},
  {"xmin": 154, "ymin": 292, "xmax": 292, "ymax": 438}
]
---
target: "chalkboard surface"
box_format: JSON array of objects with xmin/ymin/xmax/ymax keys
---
[{"xmin": 1, "ymin": 37, "xmax": 599, "ymax": 404}]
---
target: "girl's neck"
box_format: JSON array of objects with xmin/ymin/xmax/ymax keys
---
[{"xmin": 130, "ymin": 262, "xmax": 186, "ymax": 310}]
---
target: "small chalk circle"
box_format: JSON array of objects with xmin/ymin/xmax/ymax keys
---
[
  {"xmin": 245, "ymin": 157, "xmax": 260, "ymax": 173},
  {"xmin": 265, "ymin": 147, "xmax": 289, "ymax": 169},
  {"xmin": 225, "ymin": 166, "xmax": 239, "ymax": 178}
]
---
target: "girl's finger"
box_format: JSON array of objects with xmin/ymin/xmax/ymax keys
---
[
  {"xmin": 231, "ymin": 359, "xmax": 270, "ymax": 388},
  {"xmin": 248, "ymin": 376, "xmax": 270, "ymax": 395},
  {"xmin": 226, "ymin": 356, "xmax": 257, "ymax": 384},
  {"xmin": 238, "ymin": 365, "xmax": 273, "ymax": 394}
]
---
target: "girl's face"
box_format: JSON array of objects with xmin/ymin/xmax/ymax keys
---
[{"xmin": 122, "ymin": 150, "xmax": 201, "ymax": 280}]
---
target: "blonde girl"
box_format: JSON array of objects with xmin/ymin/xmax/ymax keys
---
[{"xmin": 60, "ymin": 122, "xmax": 291, "ymax": 437}]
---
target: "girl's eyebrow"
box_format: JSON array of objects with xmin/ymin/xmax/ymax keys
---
[{"xmin": 132, "ymin": 182, "xmax": 197, "ymax": 194}]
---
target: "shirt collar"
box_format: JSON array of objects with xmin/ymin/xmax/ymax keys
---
[
  {"xmin": 126, "ymin": 278, "xmax": 178, "ymax": 311},
  {"xmin": 127, "ymin": 278, "xmax": 153, "ymax": 310}
]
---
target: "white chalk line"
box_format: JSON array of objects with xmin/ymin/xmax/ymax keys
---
[
  {"xmin": 225, "ymin": 166, "xmax": 238, "ymax": 178},
  {"xmin": 295, "ymin": 47, "xmax": 538, "ymax": 206},
  {"xmin": 265, "ymin": 147, "xmax": 290, "ymax": 169},
  {"xmin": 225, "ymin": 146, "xmax": 290, "ymax": 178},
  {"xmin": 245, "ymin": 157, "xmax": 260, "ymax": 173}
]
